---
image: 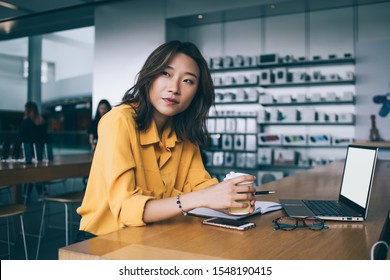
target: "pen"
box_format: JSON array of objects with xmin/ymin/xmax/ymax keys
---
[{"xmin": 255, "ymin": 191, "xmax": 276, "ymax": 195}]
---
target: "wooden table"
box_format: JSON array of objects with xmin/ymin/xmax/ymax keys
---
[
  {"xmin": 59, "ymin": 159, "xmax": 390, "ymax": 260},
  {"xmin": 0, "ymin": 154, "xmax": 92, "ymax": 201},
  {"xmin": 0, "ymin": 153, "xmax": 92, "ymax": 186}
]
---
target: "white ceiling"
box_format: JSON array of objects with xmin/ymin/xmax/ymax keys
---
[
  {"xmin": 1, "ymin": 0, "xmax": 389, "ymax": 40},
  {"xmin": 1, "ymin": 0, "xmax": 389, "ymax": 22},
  {"xmin": 0, "ymin": 0, "xmax": 119, "ymax": 40},
  {"xmin": 0, "ymin": 1, "xmax": 97, "ymax": 57}
]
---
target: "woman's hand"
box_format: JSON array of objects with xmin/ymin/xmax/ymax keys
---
[
  {"xmin": 144, "ymin": 174, "xmax": 256, "ymax": 223},
  {"xmin": 196, "ymin": 174, "xmax": 256, "ymax": 212}
]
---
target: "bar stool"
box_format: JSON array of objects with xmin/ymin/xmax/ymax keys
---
[
  {"xmin": 36, "ymin": 190, "xmax": 84, "ymax": 259},
  {"xmin": 0, "ymin": 203, "xmax": 28, "ymax": 259}
]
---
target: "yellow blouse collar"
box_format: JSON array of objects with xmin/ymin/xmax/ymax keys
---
[{"xmin": 140, "ymin": 120, "xmax": 179, "ymax": 148}]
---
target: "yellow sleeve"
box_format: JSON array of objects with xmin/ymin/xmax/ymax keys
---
[
  {"xmin": 181, "ymin": 145, "xmax": 219, "ymax": 194},
  {"xmin": 98, "ymin": 109, "xmax": 154, "ymax": 227}
]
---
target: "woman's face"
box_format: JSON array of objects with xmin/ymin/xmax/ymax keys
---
[
  {"xmin": 149, "ymin": 52, "xmax": 200, "ymax": 124},
  {"xmin": 98, "ymin": 103, "xmax": 110, "ymax": 117}
]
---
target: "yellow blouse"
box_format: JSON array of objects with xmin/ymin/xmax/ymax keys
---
[{"xmin": 77, "ymin": 104, "xmax": 218, "ymax": 235}]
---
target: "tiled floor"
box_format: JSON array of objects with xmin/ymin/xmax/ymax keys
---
[{"xmin": 0, "ymin": 178, "xmax": 84, "ymax": 260}]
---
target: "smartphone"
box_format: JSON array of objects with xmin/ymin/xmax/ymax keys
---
[{"xmin": 202, "ymin": 218, "xmax": 256, "ymax": 231}]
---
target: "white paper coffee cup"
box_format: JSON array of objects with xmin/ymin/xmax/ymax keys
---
[{"xmin": 224, "ymin": 171, "xmax": 254, "ymax": 215}]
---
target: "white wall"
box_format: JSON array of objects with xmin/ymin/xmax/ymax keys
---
[
  {"xmin": 0, "ymin": 28, "xmax": 94, "ymax": 111},
  {"xmin": 188, "ymin": 23, "xmax": 224, "ymax": 57},
  {"xmin": 359, "ymin": 2, "xmax": 390, "ymax": 42},
  {"xmin": 0, "ymin": 38, "xmax": 28, "ymax": 111},
  {"xmin": 92, "ymin": 0, "xmax": 166, "ymax": 114},
  {"xmin": 309, "ymin": 7, "xmax": 354, "ymax": 58},
  {"xmin": 0, "ymin": 77, "xmax": 26, "ymax": 111},
  {"xmin": 42, "ymin": 74, "xmax": 92, "ymax": 102},
  {"xmin": 42, "ymin": 27, "xmax": 94, "ymax": 81},
  {"xmin": 0, "ymin": 37, "xmax": 27, "ymax": 57},
  {"xmin": 355, "ymin": 40, "xmax": 390, "ymax": 141},
  {"xmin": 265, "ymin": 13, "xmax": 305, "ymax": 56}
]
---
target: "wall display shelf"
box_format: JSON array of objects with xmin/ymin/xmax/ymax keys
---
[
  {"xmin": 257, "ymin": 145, "xmax": 348, "ymax": 148},
  {"xmin": 205, "ymin": 166, "xmax": 259, "ymax": 173},
  {"xmin": 258, "ymin": 121, "xmax": 355, "ymax": 126},
  {"xmin": 208, "ymin": 132, "xmax": 257, "ymax": 135},
  {"xmin": 215, "ymin": 101, "xmax": 259, "ymax": 105},
  {"xmin": 260, "ymin": 79, "xmax": 354, "ymax": 88},
  {"xmin": 203, "ymin": 166, "xmax": 260, "ymax": 184},
  {"xmin": 209, "ymin": 58, "xmax": 355, "ymax": 73},
  {"xmin": 203, "ymin": 150, "xmax": 258, "ymax": 171},
  {"xmin": 214, "ymin": 83, "xmax": 259, "ymax": 89},
  {"xmin": 215, "ymin": 89, "xmax": 260, "ymax": 103},
  {"xmin": 258, "ymin": 164, "xmax": 309, "ymax": 170},
  {"xmin": 203, "ymin": 165, "xmax": 290, "ymax": 186},
  {"xmin": 214, "ymin": 80, "xmax": 355, "ymax": 89},
  {"xmin": 258, "ymin": 57, "xmax": 355, "ymax": 69},
  {"xmin": 211, "ymin": 56, "xmax": 355, "ymax": 89},
  {"xmin": 261, "ymin": 100, "xmax": 355, "ymax": 107},
  {"xmin": 205, "ymin": 147, "xmax": 257, "ymax": 152},
  {"xmin": 256, "ymin": 145, "xmax": 338, "ymax": 172},
  {"xmin": 210, "ymin": 66, "xmax": 259, "ymax": 73},
  {"xmin": 208, "ymin": 133, "xmax": 257, "ymax": 150},
  {"xmin": 207, "ymin": 115, "xmax": 257, "ymax": 118},
  {"xmin": 208, "ymin": 53, "xmax": 355, "ymax": 179}
]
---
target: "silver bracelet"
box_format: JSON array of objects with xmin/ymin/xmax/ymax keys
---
[{"xmin": 176, "ymin": 194, "xmax": 188, "ymax": 216}]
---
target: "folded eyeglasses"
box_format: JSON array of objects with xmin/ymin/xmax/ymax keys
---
[{"xmin": 273, "ymin": 216, "xmax": 329, "ymax": 231}]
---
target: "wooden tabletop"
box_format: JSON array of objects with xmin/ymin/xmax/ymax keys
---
[
  {"xmin": 0, "ymin": 153, "xmax": 92, "ymax": 186},
  {"xmin": 59, "ymin": 159, "xmax": 390, "ymax": 260}
]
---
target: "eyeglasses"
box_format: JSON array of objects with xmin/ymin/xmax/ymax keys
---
[{"xmin": 272, "ymin": 216, "xmax": 329, "ymax": 231}]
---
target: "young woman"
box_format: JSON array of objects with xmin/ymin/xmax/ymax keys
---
[
  {"xmin": 19, "ymin": 101, "xmax": 48, "ymax": 198},
  {"xmin": 87, "ymin": 99, "xmax": 112, "ymax": 151},
  {"xmin": 76, "ymin": 41, "xmax": 256, "ymax": 238},
  {"xmin": 19, "ymin": 101, "xmax": 47, "ymax": 145}
]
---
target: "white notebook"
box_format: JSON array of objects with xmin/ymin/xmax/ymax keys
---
[{"xmin": 188, "ymin": 201, "xmax": 282, "ymax": 220}]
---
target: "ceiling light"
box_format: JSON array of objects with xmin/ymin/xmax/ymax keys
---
[
  {"xmin": 197, "ymin": 14, "xmax": 203, "ymax": 20},
  {"xmin": 0, "ymin": 1, "xmax": 19, "ymax": 10}
]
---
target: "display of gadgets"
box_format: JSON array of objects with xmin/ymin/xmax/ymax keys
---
[{"xmin": 202, "ymin": 218, "xmax": 256, "ymax": 231}]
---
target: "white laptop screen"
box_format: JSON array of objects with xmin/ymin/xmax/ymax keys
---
[{"xmin": 340, "ymin": 146, "xmax": 377, "ymax": 208}]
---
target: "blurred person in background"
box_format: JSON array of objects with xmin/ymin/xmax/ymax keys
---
[
  {"xmin": 88, "ymin": 99, "xmax": 112, "ymax": 152},
  {"xmin": 19, "ymin": 101, "xmax": 48, "ymax": 199}
]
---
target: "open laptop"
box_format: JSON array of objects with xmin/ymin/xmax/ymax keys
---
[{"xmin": 280, "ymin": 145, "xmax": 378, "ymax": 221}]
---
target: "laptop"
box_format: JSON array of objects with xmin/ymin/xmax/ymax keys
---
[{"xmin": 280, "ymin": 145, "xmax": 378, "ymax": 221}]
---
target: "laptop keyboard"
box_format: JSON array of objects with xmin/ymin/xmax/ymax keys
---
[{"xmin": 303, "ymin": 200, "xmax": 354, "ymax": 217}]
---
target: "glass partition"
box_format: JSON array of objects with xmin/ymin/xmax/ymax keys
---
[{"xmin": 0, "ymin": 26, "xmax": 94, "ymax": 158}]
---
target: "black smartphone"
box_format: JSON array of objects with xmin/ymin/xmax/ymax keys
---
[{"xmin": 202, "ymin": 218, "xmax": 256, "ymax": 231}]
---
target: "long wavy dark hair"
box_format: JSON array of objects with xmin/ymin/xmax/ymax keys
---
[{"xmin": 121, "ymin": 40, "xmax": 214, "ymax": 146}]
